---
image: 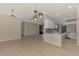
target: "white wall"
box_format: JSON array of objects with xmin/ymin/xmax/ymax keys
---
[
  {"xmin": 0, "ymin": 13, "xmax": 21, "ymax": 42},
  {"xmin": 24, "ymin": 22, "xmax": 39, "ymax": 36}
]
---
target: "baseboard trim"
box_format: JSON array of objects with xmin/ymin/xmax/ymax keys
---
[{"xmin": 0, "ymin": 37, "xmax": 21, "ymax": 43}]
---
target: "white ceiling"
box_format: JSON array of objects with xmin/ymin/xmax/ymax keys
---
[{"xmin": 0, "ymin": 3, "xmax": 78, "ymax": 23}]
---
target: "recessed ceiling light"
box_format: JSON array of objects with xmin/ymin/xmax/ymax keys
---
[
  {"xmin": 56, "ymin": 13, "xmax": 60, "ymax": 15},
  {"xmin": 68, "ymin": 6, "xmax": 72, "ymax": 8}
]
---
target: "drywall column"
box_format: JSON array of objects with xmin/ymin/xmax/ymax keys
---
[
  {"xmin": 77, "ymin": 7, "xmax": 79, "ymax": 46},
  {"xmin": 0, "ymin": 13, "xmax": 21, "ymax": 42},
  {"xmin": 43, "ymin": 15, "xmax": 62, "ymax": 47}
]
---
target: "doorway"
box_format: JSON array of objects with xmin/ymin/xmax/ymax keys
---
[
  {"xmin": 39, "ymin": 25, "xmax": 44, "ymax": 39},
  {"xmin": 39, "ymin": 25, "xmax": 44, "ymax": 35}
]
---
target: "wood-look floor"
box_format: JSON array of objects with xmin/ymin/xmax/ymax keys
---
[
  {"xmin": 62, "ymin": 39, "xmax": 77, "ymax": 49},
  {"xmin": 0, "ymin": 36, "xmax": 79, "ymax": 56}
]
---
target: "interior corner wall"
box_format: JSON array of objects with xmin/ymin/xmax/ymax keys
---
[
  {"xmin": 0, "ymin": 13, "xmax": 21, "ymax": 42},
  {"xmin": 24, "ymin": 22, "xmax": 39, "ymax": 36}
]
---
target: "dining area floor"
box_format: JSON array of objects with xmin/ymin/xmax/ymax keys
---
[{"xmin": 0, "ymin": 36, "xmax": 79, "ymax": 56}]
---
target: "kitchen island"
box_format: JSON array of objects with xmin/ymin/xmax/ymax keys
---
[{"xmin": 43, "ymin": 33, "xmax": 63, "ymax": 47}]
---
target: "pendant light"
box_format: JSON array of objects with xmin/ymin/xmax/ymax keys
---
[{"xmin": 10, "ymin": 9, "xmax": 15, "ymax": 18}]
